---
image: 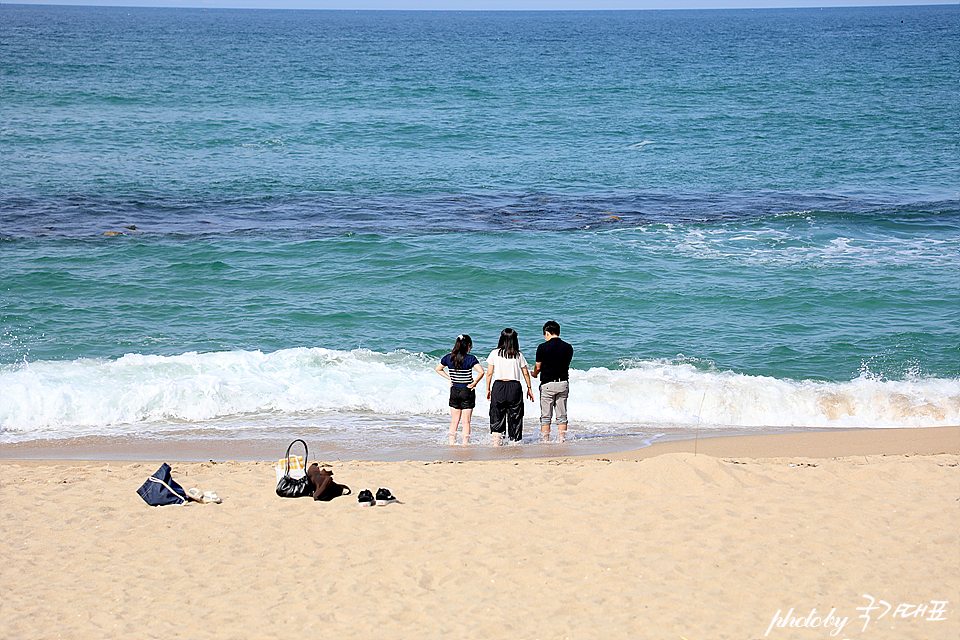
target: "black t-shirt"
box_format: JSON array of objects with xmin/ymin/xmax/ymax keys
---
[{"xmin": 535, "ymin": 338, "xmax": 574, "ymax": 384}]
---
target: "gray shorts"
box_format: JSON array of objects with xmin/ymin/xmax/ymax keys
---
[{"xmin": 539, "ymin": 380, "xmax": 569, "ymax": 426}]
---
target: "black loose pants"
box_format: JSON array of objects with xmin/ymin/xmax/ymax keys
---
[{"xmin": 490, "ymin": 380, "xmax": 523, "ymax": 441}]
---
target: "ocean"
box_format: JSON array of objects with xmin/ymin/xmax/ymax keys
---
[{"xmin": 2, "ymin": 4, "xmax": 958, "ymax": 460}]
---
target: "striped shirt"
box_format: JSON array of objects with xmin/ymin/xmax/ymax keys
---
[{"xmin": 440, "ymin": 353, "xmax": 480, "ymax": 387}]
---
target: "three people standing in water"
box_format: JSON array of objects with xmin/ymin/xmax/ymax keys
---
[{"xmin": 436, "ymin": 323, "xmax": 573, "ymax": 446}]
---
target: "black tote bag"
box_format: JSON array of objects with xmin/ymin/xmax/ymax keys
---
[{"xmin": 275, "ymin": 439, "xmax": 315, "ymax": 498}]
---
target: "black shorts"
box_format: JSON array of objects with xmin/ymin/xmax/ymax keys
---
[{"xmin": 449, "ymin": 386, "xmax": 476, "ymax": 410}]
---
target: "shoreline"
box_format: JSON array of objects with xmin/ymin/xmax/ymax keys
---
[
  {"xmin": 604, "ymin": 424, "xmax": 959, "ymax": 460},
  {"xmin": 0, "ymin": 425, "xmax": 956, "ymax": 465}
]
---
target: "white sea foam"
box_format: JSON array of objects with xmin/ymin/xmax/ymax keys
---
[
  {"xmin": 573, "ymin": 361, "xmax": 959, "ymax": 429},
  {"xmin": 658, "ymin": 221, "xmax": 957, "ymax": 268},
  {"xmin": 1, "ymin": 348, "xmax": 957, "ymax": 442}
]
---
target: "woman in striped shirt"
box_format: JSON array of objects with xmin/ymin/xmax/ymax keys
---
[{"xmin": 435, "ymin": 334, "xmax": 485, "ymax": 445}]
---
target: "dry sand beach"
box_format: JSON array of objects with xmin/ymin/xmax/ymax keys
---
[{"xmin": 1, "ymin": 426, "xmax": 957, "ymax": 640}]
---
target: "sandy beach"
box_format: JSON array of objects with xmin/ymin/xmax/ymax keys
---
[{"xmin": 1, "ymin": 426, "xmax": 957, "ymax": 640}]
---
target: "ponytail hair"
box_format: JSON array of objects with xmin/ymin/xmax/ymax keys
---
[
  {"xmin": 451, "ymin": 334, "xmax": 472, "ymax": 369},
  {"xmin": 496, "ymin": 328, "xmax": 521, "ymax": 359}
]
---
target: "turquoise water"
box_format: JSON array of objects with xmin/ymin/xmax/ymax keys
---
[{"xmin": 2, "ymin": 5, "xmax": 958, "ymax": 457}]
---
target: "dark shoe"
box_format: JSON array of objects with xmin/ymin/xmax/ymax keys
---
[
  {"xmin": 375, "ymin": 487, "xmax": 397, "ymax": 506},
  {"xmin": 357, "ymin": 488, "xmax": 375, "ymax": 507}
]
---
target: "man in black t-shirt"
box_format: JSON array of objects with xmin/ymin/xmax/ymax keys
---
[{"xmin": 532, "ymin": 320, "xmax": 574, "ymax": 443}]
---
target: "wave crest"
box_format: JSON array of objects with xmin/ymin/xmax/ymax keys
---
[{"xmin": 1, "ymin": 348, "xmax": 957, "ymax": 439}]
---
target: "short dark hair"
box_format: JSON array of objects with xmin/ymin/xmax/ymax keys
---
[{"xmin": 542, "ymin": 321, "xmax": 560, "ymax": 336}]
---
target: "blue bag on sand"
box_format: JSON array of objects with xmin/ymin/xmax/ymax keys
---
[{"xmin": 137, "ymin": 463, "xmax": 188, "ymax": 506}]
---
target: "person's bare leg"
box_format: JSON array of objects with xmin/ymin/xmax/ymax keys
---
[
  {"xmin": 540, "ymin": 425, "xmax": 550, "ymax": 442},
  {"xmin": 461, "ymin": 408, "xmax": 473, "ymax": 445},
  {"xmin": 558, "ymin": 423, "xmax": 567, "ymax": 443},
  {"xmin": 449, "ymin": 408, "xmax": 462, "ymax": 445}
]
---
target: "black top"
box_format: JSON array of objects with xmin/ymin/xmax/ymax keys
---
[{"xmin": 535, "ymin": 338, "xmax": 574, "ymax": 385}]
